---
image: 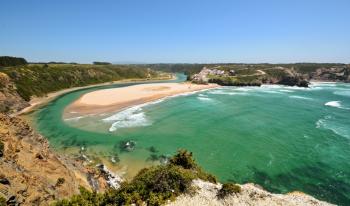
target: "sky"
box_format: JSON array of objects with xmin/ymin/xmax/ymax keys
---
[{"xmin": 0, "ymin": 0, "xmax": 349, "ymax": 63}]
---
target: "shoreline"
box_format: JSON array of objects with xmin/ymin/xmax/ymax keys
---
[
  {"xmin": 14, "ymin": 76, "xmax": 175, "ymax": 116},
  {"xmin": 64, "ymin": 82, "xmax": 220, "ymax": 118}
]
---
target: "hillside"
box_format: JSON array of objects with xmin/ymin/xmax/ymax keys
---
[{"xmin": 0, "ymin": 63, "xmax": 170, "ymax": 113}]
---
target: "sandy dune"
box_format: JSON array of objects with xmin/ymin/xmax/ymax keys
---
[{"xmin": 65, "ymin": 82, "xmax": 219, "ymax": 117}]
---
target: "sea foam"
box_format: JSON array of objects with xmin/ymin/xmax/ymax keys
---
[
  {"xmin": 316, "ymin": 115, "xmax": 350, "ymax": 139},
  {"xmin": 103, "ymin": 106, "xmax": 151, "ymax": 132},
  {"xmin": 289, "ymin": 95, "xmax": 313, "ymax": 100},
  {"xmin": 325, "ymin": 101, "xmax": 342, "ymax": 108}
]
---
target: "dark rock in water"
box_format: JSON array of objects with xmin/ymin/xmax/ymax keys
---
[
  {"xmin": 277, "ymin": 76, "xmax": 309, "ymax": 87},
  {"xmin": 148, "ymin": 146, "xmax": 158, "ymax": 153},
  {"xmin": 119, "ymin": 140, "xmax": 136, "ymax": 152},
  {"xmin": 147, "ymin": 154, "xmax": 160, "ymax": 162}
]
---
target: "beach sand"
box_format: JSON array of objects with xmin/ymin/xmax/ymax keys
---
[
  {"xmin": 14, "ymin": 76, "xmax": 175, "ymax": 116},
  {"xmin": 65, "ymin": 82, "xmax": 219, "ymax": 117}
]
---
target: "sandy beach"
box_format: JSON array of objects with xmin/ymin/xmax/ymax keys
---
[
  {"xmin": 14, "ymin": 76, "xmax": 175, "ymax": 116},
  {"xmin": 65, "ymin": 82, "xmax": 219, "ymax": 117}
]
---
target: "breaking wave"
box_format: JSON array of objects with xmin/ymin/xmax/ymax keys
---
[
  {"xmin": 197, "ymin": 96, "xmax": 213, "ymax": 101},
  {"xmin": 289, "ymin": 95, "xmax": 313, "ymax": 100},
  {"xmin": 102, "ymin": 106, "xmax": 151, "ymax": 132},
  {"xmin": 316, "ymin": 115, "xmax": 350, "ymax": 139},
  {"xmin": 324, "ymin": 101, "xmax": 348, "ymax": 109}
]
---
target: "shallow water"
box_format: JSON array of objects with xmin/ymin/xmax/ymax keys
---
[{"xmin": 33, "ymin": 78, "xmax": 350, "ymax": 205}]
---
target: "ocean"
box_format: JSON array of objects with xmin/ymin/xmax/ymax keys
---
[{"xmin": 33, "ymin": 75, "xmax": 350, "ymax": 205}]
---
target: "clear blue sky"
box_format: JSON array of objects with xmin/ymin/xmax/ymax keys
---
[{"xmin": 1, "ymin": 0, "xmax": 349, "ymax": 63}]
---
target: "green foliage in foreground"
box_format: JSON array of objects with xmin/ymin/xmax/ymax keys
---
[
  {"xmin": 0, "ymin": 56, "xmax": 27, "ymax": 67},
  {"xmin": 217, "ymin": 183, "xmax": 241, "ymax": 199},
  {"xmin": 0, "ymin": 196, "xmax": 6, "ymax": 206},
  {"xmin": 53, "ymin": 150, "xmax": 218, "ymax": 206},
  {"xmin": 1, "ymin": 64, "xmax": 162, "ymax": 101}
]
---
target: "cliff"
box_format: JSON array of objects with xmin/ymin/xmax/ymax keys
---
[
  {"xmin": 168, "ymin": 180, "xmax": 333, "ymax": 206},
  {"xmin": 0, "ymin": 114, "xmax": 107, "ymax": 205},
  {"xmin": 0, "ymin": 72, "xmax": 29, "ymax": 113}
]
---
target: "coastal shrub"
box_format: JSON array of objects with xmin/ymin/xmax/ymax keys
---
[
  {"xmin": 53, "ymin": 150, "xmax": 217, "ymax": 206},
  {"xmin": 0, "ymin": 196, "xmax": 6, "ymax": 206},
  {"xmin": 169, "ymin": 149, "xmax": 197, "ymax": 169},
  {"xmin": 53, "ymin": 187, "xmax": 104, "ymax": 206},
  {"xmin": 217, "ymin": 183, "xmax": 241, "ymax": 199}
]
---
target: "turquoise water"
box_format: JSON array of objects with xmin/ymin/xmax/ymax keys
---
[{"xmin": 34, "ymin": 76, "xmax": 350, "ymax": 205}]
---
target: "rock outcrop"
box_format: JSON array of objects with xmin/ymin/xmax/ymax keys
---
[
  {"xmin": 167, "ymin": 179, "xmax": 334, "ymax": 206},
  {"xmin": 311, "ymin": 66, "xmax": 350, "ymax": 82}
]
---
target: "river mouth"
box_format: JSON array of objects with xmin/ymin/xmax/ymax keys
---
[{"xmin": 32, "ymin": 79, "xmax": 350, "ymax": 205}]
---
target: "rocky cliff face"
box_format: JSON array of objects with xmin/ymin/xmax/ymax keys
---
[
  {"xmin": 167, "ymin": 180, "xmax": 333, "ymax": 206},
  {"xmin": 0, "ymin": 72, "xmax": 28, "ymax": 114},
  {"xmin": 0, "ymin": 114, "xmax": 106, "ymax": 205},
  {"xmin": 310, "ymin": 66, "xmax": 350, "ymax": 82}
]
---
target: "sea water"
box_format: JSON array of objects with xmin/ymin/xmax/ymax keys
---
[{"xmin": 33, "ymin": 77, "xmax": 350, "ymax": 205}]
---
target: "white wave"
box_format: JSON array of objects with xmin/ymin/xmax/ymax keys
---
[
  {"xmin": 197, "ymin": 96, "xmax": 213, "ymax": 101},
  {"xmin": 103, "ymin": 106, "xmax": 151, "ymax": 132},
  {"xmin": 289, "ymin": 95, "xmax": 313, "ymax": 100},
  {"xmin": 325, "ymin": 101, "xmax": 342, "ymax": 108},
  {"xmin": 316, "ymin": 115, "xmax": 350, "ymax": 139},
  {"xmin": 233, "ymin": 87, "xmax": 254, "ymax": 92},
  {"xmin": 198, "ymin": 93, "xmax": 208, "ymax": 97},
  {"xmin": 208, "ymin": 89, "xmax": 248, "ymax": 96},
  {"xmin": 334, "ymin": 90, "xmax": 350, "ymax": 97},
  {"xmin": 260, "ymin": 90, "xmax": 283, "ymax": 94},
  {"xmin": 279, "ymin": 89, "xmax": 294, "ymax": 93}
]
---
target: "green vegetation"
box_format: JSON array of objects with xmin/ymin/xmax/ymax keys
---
[
  {"xmin": 217, "ymin": 183, "xmax": 241, "ymax": 199},
  {"xmin": 53, "ymin": 150, "xmax": 218, "ymax": 206},
  {"xmin": 0, "ymin": 56, "xmax": 27, "ymax": 67},
  {"xmin": 0, "ymin": 140, "xmax": 4, "ymax": 157},
  {"xmin": 0, "ymin": 196, "xmax": 6, "ymax": 206},
  {"xmin": 1, "ymin": 64, "xmax": 164, "ymax": 101},
  {"xmin": 93, "ymin": 61, "xmax": 112, "ymax": 65}
]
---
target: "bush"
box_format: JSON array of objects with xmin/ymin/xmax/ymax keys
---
[
  {"xmin": 217, "ymin": 183, "xmax": 241, "ymax": 199},
  {"xmin": 169, "ymin": 149, "xmax": 197, "ymax": 169},
  {"xmin": 53, "ymin": 150, "xmax": 217, "ymax": 206},
  {"xmin": 0, "ymin": 196, "xmax": 6, "ymax": 206}
]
